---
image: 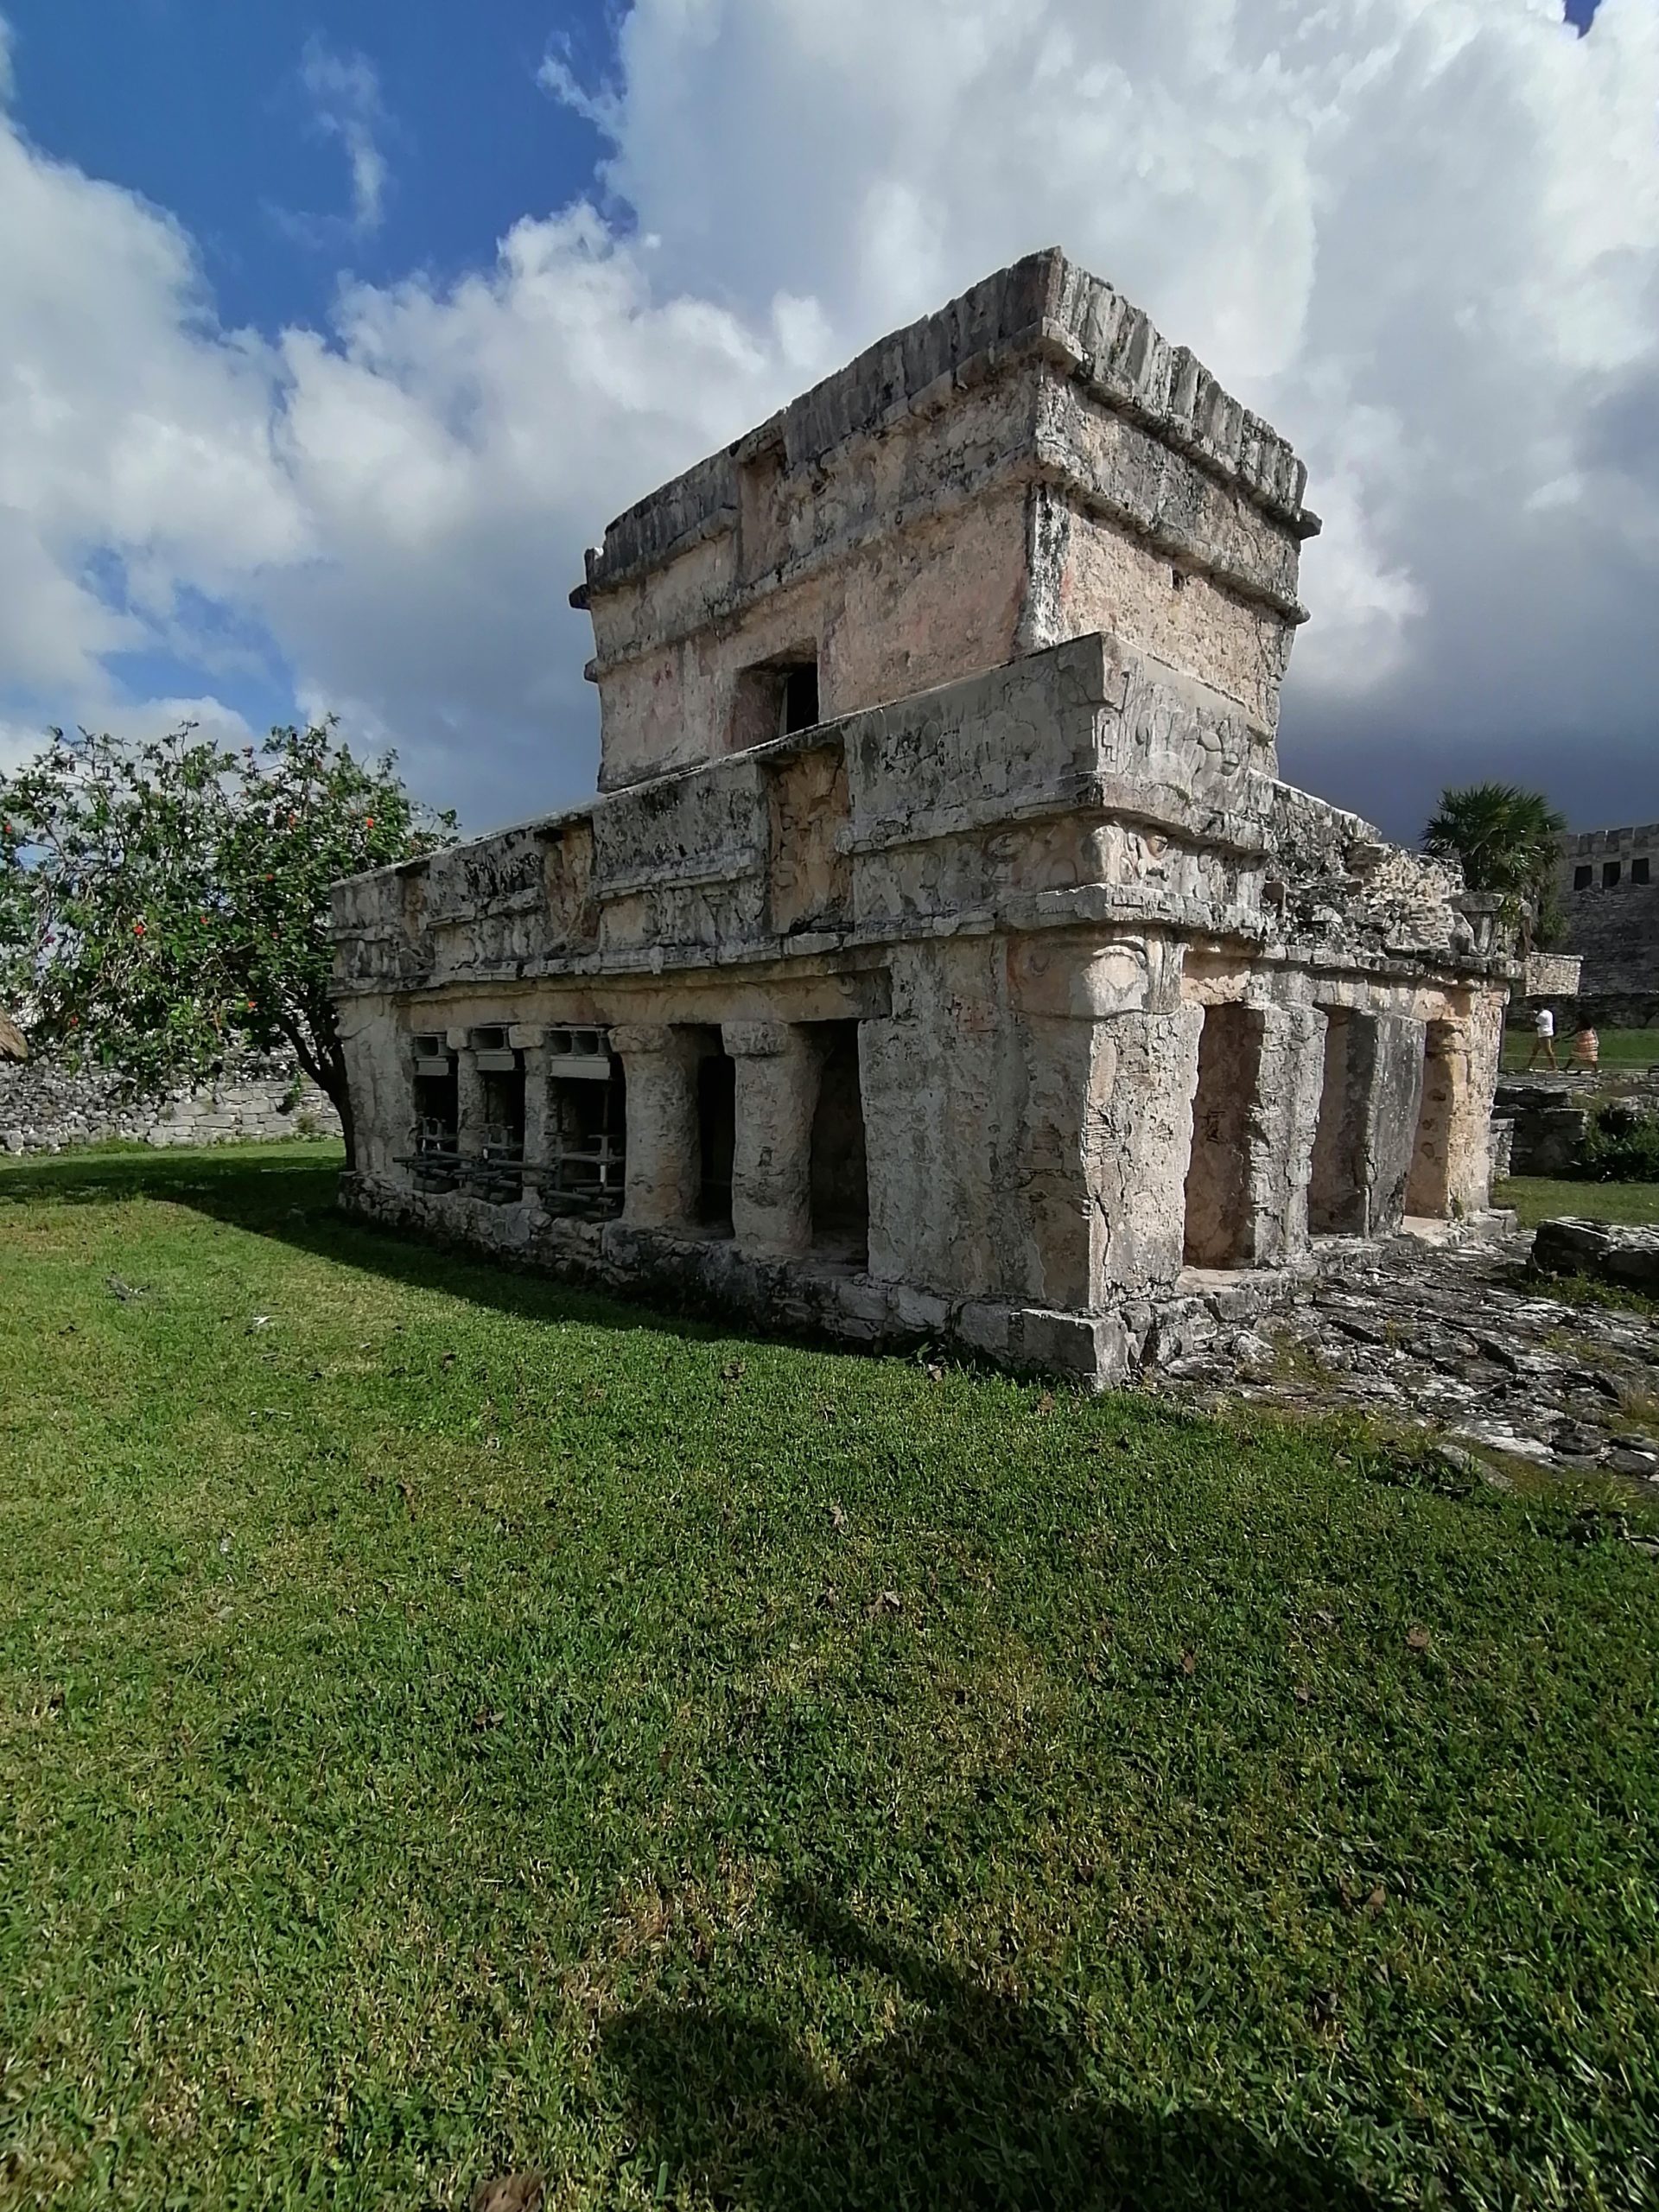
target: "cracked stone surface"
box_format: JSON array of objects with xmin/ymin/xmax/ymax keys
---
[{"xmin": 1148, "ymin": 1230, "xmax": 1659, "ymax": 1491}]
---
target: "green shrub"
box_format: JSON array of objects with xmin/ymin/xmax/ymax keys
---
[{"xmin": 1572, "ymin": 1100, "xmax": 1659, "ymax": 1182}]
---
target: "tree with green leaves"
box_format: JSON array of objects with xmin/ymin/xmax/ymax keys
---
[
  {"xmin": 0, "ymin": 721, "xmax": 456, "ymax": 1168},
  {"xmin": 1421, "ymin": 781, "xmax": 1567, "ymax": 951}
]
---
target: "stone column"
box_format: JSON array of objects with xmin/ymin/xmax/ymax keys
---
[
  {"xmin": 1310, "ymin": 1009, "xmax": 1427, "ymax": 1237},
  {"xmin": 1407, "ymin": 1003, "xmax": 1500, "ymax": 1219},
  {"xmin": 723, "ymin": 1020, "xmax": 821, "ymax": 1262},
  {"xmin": 1084, "ymin": 1003, "xmax": 1206, "ymax": 1294},
  {"xmin": 448, "ymin": 1027, "xmax": 485, "ymax": 1157},
  {"xmin": 1009, "ymin": 937, "xmax": 1203, "ymax": 1307},
  {"xmin": 1244, "ymin": 1003, "xmax": 1327, "ymax": 1263},
  {"xmin": 1453, "ymin": 989, "xmax": 1507, "ymax": 1215},
  {"xmin": 513, "ymin": 1028, "xmax": 551, "ymax": 1197},
  {"xmin": 1363, "ymin": 1013, "xmax": 1427, "ymax": 1236},
  {"xmin": 612, "ymin": 1024, "xmax": 702, "ymax": 1231}
]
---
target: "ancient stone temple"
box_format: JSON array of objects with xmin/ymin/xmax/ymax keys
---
[
  {"xmin": 332, "ymin": 249, "xmax": 1514, "ymax": 1384},
  {"xmin": 1555, "ymin": 823, "xmax": 1659, "ymax": 1028}
]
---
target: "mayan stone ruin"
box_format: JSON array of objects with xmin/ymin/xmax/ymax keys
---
[
  {"xmin": 330, "ymin": 249, "xmax": 1516, "ymax": 1387},
  {"xmin": 1556, "ymin": 823, "xmax": 1659, "ymax": 1028}
]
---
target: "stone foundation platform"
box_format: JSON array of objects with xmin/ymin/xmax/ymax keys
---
[{"xmin": 340, "ymin": 1171, "xmax": 1512, "ymax": 1389}]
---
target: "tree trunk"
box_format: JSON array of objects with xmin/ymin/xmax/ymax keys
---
[
  {"xmin": 323, "ymin": 1064, "xmax": 358, "ymax": 1173},
  {"xmin": 283, "ymin": 1011, "xmax": 357, "ymax": 1173},
  {"xmin": 327, "ymin": 1071, "xmax": 358, "ymax": 1176}
]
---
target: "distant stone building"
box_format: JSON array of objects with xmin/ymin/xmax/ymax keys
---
[
  {"xmin": 1555, "ymin": 824, "xmax": 1659, "ymax": 1027},
  {"xmin": 331, "ymin": 250, "xmax": 1514, "ymax": 1387}
]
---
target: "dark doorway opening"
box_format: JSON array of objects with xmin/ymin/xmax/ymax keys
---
[
  {"xmin": 1405, "ymin": 1020, "xmax": 1457, "ymax": 1219},
  {"xmin": 1182, "ymin": 1003, "xmax": 1263, "ymax": 1268},
  {"xmin": 480, "ymin": 1065, "xmax": 525, "ymax": 1158},
  {"xmin": 696, "ymin": 1051, "xmax": 736, "ymax": 1231},
  {"xmin": 414, "ymin": 1070, "xmax": 458, "ymax": 1150},
  {"xmin": 730, "ymin": 653, "xmax": 821, "ymax": 752},
  {"xmin": 1308, "ymin": 1008, "xmax": 1367, "ymax": 1235},
  {"xmin": 477, "ymin": 1061, "xmax": 528, "ymax": 1203},
  {"xmin": 545, "ymin": 1056, "xmax": 626, "ymax": 1218},
  {"xmin": 809, "ymin": 1022, "xmax": 868, "ymax": 1263},
  {"xmin": 779, "ymin": 660, "xmax": 820, "ymax": 734}
]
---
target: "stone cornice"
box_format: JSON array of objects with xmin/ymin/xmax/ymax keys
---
[{"xmin": 571, "ymin": 248, "xmax": 1319, "ymax": 614}]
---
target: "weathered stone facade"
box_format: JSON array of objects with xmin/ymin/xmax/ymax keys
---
[
  {"xmin": 0, "ymin": 1052, "xmax": 340, "ymax": 1155},
  {"xmin": 1556, "ymin": 823, "xmax": 1659, "ymax": 1027},
  {"xmin": 332, "ymin": 251, "xmax": 1514, "ymax": 1386}
]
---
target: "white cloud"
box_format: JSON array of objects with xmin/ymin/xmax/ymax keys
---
[
  {"xmin": 0, "ymin": 87, "xmax": 303, "ymax": 712},
  {"xmin": 0, "ymin": 697, "xmax": 257, "ymax": 785},
  {"xmin": 0, "ymin": 715, "xmax": 45, "ymax": 779},
  {"xmin": 1, "ymin": 0, "xmax": 1656, "ymax": 836},
  {"xmin": 276, "ymin": 38, "xmax": 390, "ymax": 244}
]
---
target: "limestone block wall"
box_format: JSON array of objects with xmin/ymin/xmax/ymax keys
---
[
  {"xmin": 333, "ymin": 626, "xmax": 1513, "ymax": 1351},
  {"xmin": 1556, "ymin": 824, "xmax": 1659, "ymax": 1022},
  {"xmin": 1522, "ymin": 953, "xmax": 1583, "ymax": 1000},
  {"xmin": 0, "ymin": 1053, "xmax": 340, "ymax": 1155}
]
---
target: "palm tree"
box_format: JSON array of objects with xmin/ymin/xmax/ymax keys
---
[{"xmin": 1422, "ymin": 782, "xmax": 1567, "ymax": 950}]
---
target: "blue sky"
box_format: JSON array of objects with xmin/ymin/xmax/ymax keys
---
[
  {"xmin": 3, "ymin": 1, "xmax": 613, "ymax": 335},
  {"xmin": 1, "ymin": 0, "xmax": 624, "ymax": 760},
  {"xmin": 0, "ymin": 0, "xmax": 1650, "ymax": 842}
]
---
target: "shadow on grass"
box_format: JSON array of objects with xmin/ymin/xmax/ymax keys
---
[
  {"xmin": 599, "ymin": 1886, "xmax": 1374, "ymax": 2210},
  {"xmin": 0, "ymin": 1141, "xmax": 800, "ymax": 1354}
]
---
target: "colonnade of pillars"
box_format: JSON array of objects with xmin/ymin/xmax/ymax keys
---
[
  {"xmin": 1176, "ymin": 999, "xmax": 1492, "ymax": 1272},
  {"xmin": 611, "ymin": 1020, "xmax": 837, "ymax": 1261},
  {"xmin": 422, "ymin": 995, "xmax": 1491, "ymax": 1301}
]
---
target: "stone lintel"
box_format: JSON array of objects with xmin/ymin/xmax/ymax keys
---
[{"xmin": 721, "ymin": 1020, "xmax": 798, "ymax": 1058}]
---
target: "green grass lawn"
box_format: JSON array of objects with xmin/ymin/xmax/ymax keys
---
[
  {"xmin": 1497, "ymin": 1175, "xmax": 1659, "ymax": 1227},
  {"xmin": 3, "ymin": 1146, "xmax": 1656, "ymax": 2210},
  {"xmin": 1501, "ymin": 1027, "xmax": 1659, "ymax": 1071}
]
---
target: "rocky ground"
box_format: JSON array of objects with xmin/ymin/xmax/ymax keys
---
[{"xmin": 1154, "ymin": 1229, "xmax": 1659, "ymax": 1493}]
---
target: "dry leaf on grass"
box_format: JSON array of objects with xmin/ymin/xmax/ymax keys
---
[{"xmin": 471, "ymin": 2176, "xmax": 543, "ymax": 2212}]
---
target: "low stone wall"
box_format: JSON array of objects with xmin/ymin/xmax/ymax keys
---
[
  {"xmin": 0, "ymin": 1054, "xmax": 341, "ymax": 1155},
  {"xmin": 1494, "ymin": 1077, "xmax": 1659, "ymax": 1176},
  {"xmin": 1496, "ymin": 1083, "xmax": 1592, "ymax": 1176},
  {"xmin": 1570, "ymin": 994, "xmax": 1659, "ymax": 1032}
]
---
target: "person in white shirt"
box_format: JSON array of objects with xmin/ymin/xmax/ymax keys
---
[{"xmin": 1525, "ymin": 1002, "xmax": 1557, "ymax": 1071}]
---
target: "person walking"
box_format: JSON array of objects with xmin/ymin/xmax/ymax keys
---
[
  {"xmin": 1525, "ymin": 1001, "xmax": 1558, "ymax": 1071},
  {"xmin": 1572, "ymin": 1024, "xmax": 1599, "ymax": 1070}
]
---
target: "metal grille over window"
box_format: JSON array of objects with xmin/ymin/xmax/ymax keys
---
[
  {"xmin": 409, "ymin": 1033, "xmax": 460, "ymax": 1188},
  {"xmin": 542, "ymin": 1027, "xmax": 626, "ymax": 1218},
  {"xmin": 471, "ymin": 1028, "xmax": 526, "ymax": 1203}
]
